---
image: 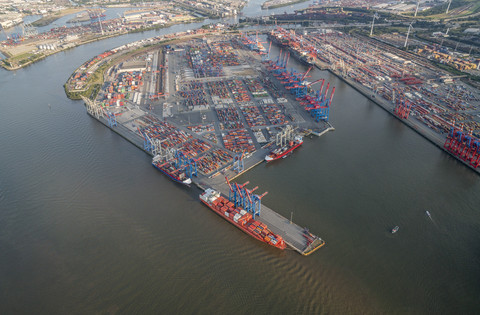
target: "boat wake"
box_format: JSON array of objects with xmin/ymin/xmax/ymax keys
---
[
  {"xmin": 425, "ymin": 210, "xmax": 444, "ymax": 231},
  {"xmin": 426, "ymin": 210, "xmax": 433, "ymax": 221}
]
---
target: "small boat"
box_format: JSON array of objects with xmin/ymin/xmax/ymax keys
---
[
  {"xmin": 426, "ymin": 210, "xmax": 431, "ymax": 217},
  {"xmin": 391, "ymin": 226, "xmax": 399, "ymax": 234}
]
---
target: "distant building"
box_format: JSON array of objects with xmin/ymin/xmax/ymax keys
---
[
  {"xmin": 432, "ymin": 31, "xmax": 449, "ymax": 37},
  {"xmin": 464, "ymin": 28, "xmax": 480, "ymax": 35},
  {"xmin": 118, "ymin": 60, "xmax": 146, "ymax": 73},
  {"xmin": 0, "ymin": 17, "xmax": 22, "ymax": 29}
]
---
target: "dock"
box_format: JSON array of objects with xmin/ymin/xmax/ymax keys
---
[
  {"xmin": 209, "ymin": 184, "xmax": 325, "ymax": 255},
  {"xmin": 77, "ymin": 34, "xmax": 336, "ymax": 255},
  {"xmin": 83, "ymin": 100, "xmax": 328, "ymax": 255},
  {"xmin": 196, "ymin": 150, "xmax": 326, "ymax": 255}
]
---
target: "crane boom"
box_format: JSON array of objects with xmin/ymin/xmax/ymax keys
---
[
  {"xmin": 257, "ymin": 192, "xmax": 268, "ymax": 199},
  {"xmin": 328, "ymin": 87, "xmax": 336, "ymax": 107},
  {"xmin": 301, "ymin": 66, "xmax": 313, "ymax": 82}
]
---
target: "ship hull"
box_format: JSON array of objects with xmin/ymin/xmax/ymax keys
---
[
  {"xmin": 152, "ymin": 163, "xmax": 191, "ymax": 185},
  {"xmin": 200, "ymin": 190, "xmax": 286, "ymax": 250},
  {"xmin": 265, "ymin": 140, "xmax": 303, "ymax": 162}
]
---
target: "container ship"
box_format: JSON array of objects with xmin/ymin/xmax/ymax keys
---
[
  {"xmin": 152, "ymin": 156, "xmax": 192, "ymax": 185},
  {"xmin": 200, "ymin": 188, "xmax": 287, "ymax": 250},
  {"xmin": 291, "ymin": 48, "xmax": 315, "ymax": 66},
  {"xmin": 265, "ymin": 135, "xmax": 303, "ymax": 162},
  {"xmin": 266, "ymin": 32, "xmax": 314, "ymax": 66}
]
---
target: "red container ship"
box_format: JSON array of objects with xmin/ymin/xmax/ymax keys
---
[
  {"xmin": 200, "ymin": 188, "xmax": 287, "ymax": 250},
  {"xmin": 265, "ymin": 136, "xmax": 303, "ymax": 162},
  {"xmin": 152, "ymin": 156, "xmax": 192, "ymax": 186}
]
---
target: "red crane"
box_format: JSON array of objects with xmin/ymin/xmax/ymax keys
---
[{"xmin": 300, "ymin": 66, "xmax": 313, "ymax": 82}]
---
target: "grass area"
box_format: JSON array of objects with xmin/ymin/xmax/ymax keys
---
[
  {"xmin": 2, "ymin": 14, "xmax": 204, "ymax": 72},
  {"xmin": 175, "ymin": 2, "xmax": 219, "ymax": 19},
  {"xmin": 66, "ymin": 40, "xmax": 170, "ymax": 100},
  {"xmin": 1, "ymin": 51, "xmax": 46, "ymax": 69},
  {"xmin": 66, "ymin": 62, "xmax": 110, "ymax": 100},
  {"xmin": 128, "ymin": 17, "xmax": 204, "ymax": 34},
  {"xmin": 9, "ymin": 52, "xmax": 36, "ymax": 62},
  {"xmin": 32, "ymin": 8, "xmax": 82, "ymax": 27},
  {"xmin": 262, "ymin": 0, "xmax": 309, "ymax": 10},
  {"xmin": 413, "ymin": 0, "xmax": 480, "ymax": 19},
  {"xmin": 65, "ymin": 36, "xmax": 205, "ymax": 101}
]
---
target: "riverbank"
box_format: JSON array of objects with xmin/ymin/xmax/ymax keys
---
[
  {"xmin": 0, "ymin": 18, "xmax": 204, "ymax": 71},
  {"xmin": 67, "ymin": 9, "xmax": 106, "ymax": 24},
  {"xmin": 266, "ymin": 26, "xmax": 480, "ymax": 175},
  {"xmin": 31, "ymin": 8, "xmax": 83, "ymax": 27},
  {"xmin": 261, "ymin": 0, "xmax": 309, "ymax": 10},
  {"xmin": 3, "ymin": 10, "xmax": 480, "ymax": 313},
  {"xmin": 316, "ymin": 60, "xmax": 480, "ymax": 175},
  {"xmin": 0, "ymin": 32, "xmax": 125, "ymax": 71},
  {"xmin": 71, "ymin": 32, "xmax": 333, "ymax": 255},
  {"xmin": 64, "ymin": 29, "xmax": 228, "ymax": 100}
]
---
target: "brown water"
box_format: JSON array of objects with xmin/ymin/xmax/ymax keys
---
[{"xmin": 1, "ymin": 17, "xmax": 480, "ymax": 315}]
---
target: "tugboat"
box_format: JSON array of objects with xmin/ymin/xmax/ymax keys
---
[{"xmin": 391, "ymin": 226, "xmax": 399, "ymax": 234}]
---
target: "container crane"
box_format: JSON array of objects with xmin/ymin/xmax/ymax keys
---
[
  {"xmin": 446, "ymin": 0, "xmax": 452, "ymax": 14},
  {"xmin": 414, "ymin": 0, "xmax": 420, "ymax": 17},
  {"xmin": 370, "ymin": 12, "xmax": 379, "ymax": 37},
  {"xmin": 404, "ymin": 22, "xmax": 414, "ymax": 48},
  {"xmin": 233, "ymin": 151, "xmax": 245, "ymax": 173},
  {"xmin": 251, "ymin": 191, "xmax": 268, "ymax": 219},
  {"xmin": 225, "ymin": 176, "xmax": 237, "ymax": 205},
  {"xmin": 185, "ymin": 157, "xmax": 200, "ymax": 179},
  {"xmin": 300, "ymin": 66, "xmax": 313, "ymax": 82}
]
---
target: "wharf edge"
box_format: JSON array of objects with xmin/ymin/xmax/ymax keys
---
[
  {"xmin": 310, "ymin": 60, "xmax": 480, "ymax": 176},
  {"xmin": 267, "ymin": 29, "xmax": 480, "ymax": 175},
  {"xmin": 85, "ymin": 110, "xmax": 328, "ymax": 256}
]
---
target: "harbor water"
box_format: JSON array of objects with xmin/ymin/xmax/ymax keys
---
[{"xmin": 1, "ymin": 4, "xmax": 480, "ymax": 315}]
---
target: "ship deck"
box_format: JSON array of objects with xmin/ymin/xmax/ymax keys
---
[
  {"xmin": 82, "ymin": 35, "xmax": 333, "ymax": 255},
  {"xmin": 89, "ymin": 111, "xmax": 328, "ymax": 255},
  {"xmin": 196, "ymin": 160, "xmax": 325, "ymax": 255}
]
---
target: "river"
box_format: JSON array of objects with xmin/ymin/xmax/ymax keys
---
[
  {"xmin": 0, "ymin": 0, "xmax": 311, "ymax": 41},
  {"xmin": 1, "ymin": 1, "xmax": 480, "ymax": 314}
]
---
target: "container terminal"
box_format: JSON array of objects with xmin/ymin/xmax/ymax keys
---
[
  {"xmin": 266, "ymin": 26, "xmax": 480, "ymax": 173},
  {"xmin": 69, "ymin": 23, "xmax": 479, "ymax": 253},
  {"xmin": 71, "ymin": 31, "xmax": 334, "ymax": 255}
]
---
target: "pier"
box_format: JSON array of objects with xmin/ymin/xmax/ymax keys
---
[
  {"xmin": 197, "ymin": 149, "xmax": 325, "ymax": 255},
  {"xmin": 81, "ymin": 96, "xmax": 328, "ymax": 255},
  {"xmin": 77, "ymin": 33, "xmax": 337, "ymax": 255}
]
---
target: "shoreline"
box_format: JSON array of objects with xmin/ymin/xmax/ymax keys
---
[
  {"xmin": 0, "ymin": 19, "xmax": 204, "ymax": 71},
  {"xmin": 64, "ymin": 30, "xmax": 228, "ymax": 100},
  {"xmin": 261, "ymin": 0, "xmax": 309, "ymax": 10},
  {"xmin": 67, "ymin": 32, "xmax": 334, "ymax": 255},
  {"xmin": 267, "ymin": 32, "xmax": 480, "ymax": 176},
  {"xmin": 1, "ymin": 32, "xmax": 126, "ymax": 71},
  {"xmin": 318, "ymin": 63, "xmax": 480, "ymax": 175},
  {"xmin": 31, "ymin": 8, "xmax": 83, "ymax": 27}
]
